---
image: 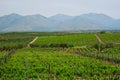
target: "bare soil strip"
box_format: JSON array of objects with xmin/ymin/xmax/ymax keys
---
[
  {"xmin": 27, "ymin": 36, "xmax": 38, "ymax": 47},
  {"xmin": 115, "ymin": 43, "xmax": 120, "ymax": 44},
  {"xmin": 94, "ymin": 34, "xmax": 105, "ymax": 44}
]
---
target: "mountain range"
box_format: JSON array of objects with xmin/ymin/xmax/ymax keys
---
[{"xmin": 0, "ymin": 13, "xmax": 120, "ymax": 32}]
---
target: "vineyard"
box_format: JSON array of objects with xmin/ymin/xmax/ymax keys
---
[
  {"xmin": 0, "ymin": 32, "xmax": 70, "ymax": 51},
  {"xmin": 0, "ymin": 33, "xmax": 35, "ymax": 51},
  {"xmin": 0, "ymin": 48, "xmax": 120, "ymax": 80},
  {"xmin": 98, "ymin": 33, "xmax": 120, "ymax": 43},
  {"xmin": 31, "ymin": 34, "xmax": 98, "ymax": 48},
  {"xmin": 0, "ymin": 51, "xmax": 8, "ymax": 58},
  {"xmin": 0, "ymin": 32, "xmax": 120, "ymax": 80}
]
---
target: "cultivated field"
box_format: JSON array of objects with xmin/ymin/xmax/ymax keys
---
[{"xmin": 0, "ymin": 32, "xmax": 120, "ymax": 80}]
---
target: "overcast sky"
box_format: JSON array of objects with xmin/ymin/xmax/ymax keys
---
[{"xmin": 0, "ymin": 0, "xmax": 120, "ymax": 18}]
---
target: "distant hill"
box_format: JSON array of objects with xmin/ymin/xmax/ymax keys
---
[
  {"xmin": 0, "ymin": 13, "xmax": 120, "ymax": 32},
  {"xmin": 49, "ymin": 14, "xmax": 74, "ymax": 22}
]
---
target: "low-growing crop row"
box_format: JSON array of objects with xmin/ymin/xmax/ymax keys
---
[
  {"xmin": 0, "ymin": 48, "xmax": 120, "ymax": 80},
  {"xmin": 32, "ymin": 34, "xmax": 98, "ymax": 48},
  {"xmin": 98, "ymin": 33, "xmax": 120, "ymax": 43},
  {"xmin": 0, "ymin": 33, "xmax": 35, "ymax": 51},
  {"xmin": 0, "ymin": 51, "xmax": 8, "ymax": 58},
  {"xmin": 0, "ymin": 50, "xmax": 15, "ymax": 66},
  {"xmin": 74, "ymin": 46, "xmax": 120, "ymax": 65},
  {"xmin": 0, "ymin": 32, "xmax": 75, "ymax": 51}
]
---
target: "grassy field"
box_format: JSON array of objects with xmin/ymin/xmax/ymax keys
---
[{"xmin": 0, "ymin": 32, "xmax": 120, "ymax": 80}]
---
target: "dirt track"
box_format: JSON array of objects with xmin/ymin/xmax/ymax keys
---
[
  {"xmin": 27, "ymin": 37, "xmax": 38, "ymax": 47},
  {"xmin": 95, "ymin": 34, "xmax": 105, "ymax": 44}
]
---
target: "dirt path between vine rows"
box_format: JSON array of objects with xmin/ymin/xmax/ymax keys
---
[
  {"xmin": 115, "ymin": 43, "xmax": 120, "ymax": 45},
  {"xmin": 95, "ymin": 34, "xmax": 105, "ymax": 44},
  {"xmin": 27, "ymin": 36, "xmax": 38, "ymax": 47}
]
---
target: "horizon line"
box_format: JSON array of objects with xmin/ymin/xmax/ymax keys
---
[{"xmin": 0, "ymin": 12, "xmax": 119, "ymax": 19}]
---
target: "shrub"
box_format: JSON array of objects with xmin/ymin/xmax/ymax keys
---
[{"xmin": 49, "ymin": 43, "xmax": 73, "ymax": 48}]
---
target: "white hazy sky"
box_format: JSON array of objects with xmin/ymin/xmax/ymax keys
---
[{"xmin": 0, "ymin": 0, "xmax": 120, "ymax": 18}]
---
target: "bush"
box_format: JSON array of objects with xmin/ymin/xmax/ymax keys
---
[
  {"xmin": 49, "ymin": 43, "xmax": 73, "ymax": 48},
  {"xmin": 40, "ymin": 44, "xmax": 49, "ymax": 48},
  {"xmin": 100, "ymin": 31, "xmax": 106, "ymax": 34},
  {"xmin": 30, "ymin": 43, "xmax": 74, "ymax": 48}
]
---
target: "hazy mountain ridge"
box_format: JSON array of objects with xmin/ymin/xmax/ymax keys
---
[
  {"xmin": 0, "ymin": 13, "xmax": 120, "ymax": 32},
  {"xmin": 49, "ymin": 14, "xmax": 74, "ymax": 22}
]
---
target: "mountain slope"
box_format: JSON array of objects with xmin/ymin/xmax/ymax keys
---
[
  {"xmin": 0, "ymin": 13, "xmax": 22, "ymax": 30},
  {"xmin": 49, "ymin": 14, "xmax": 73, "ymax": 22},
  {"xmin": 58, "ymin": 13, "xmax": 117, "ymax": 30},
  {"xmin": 0, "ymin": 13, "xmax": 120, "ymax": 32}
]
